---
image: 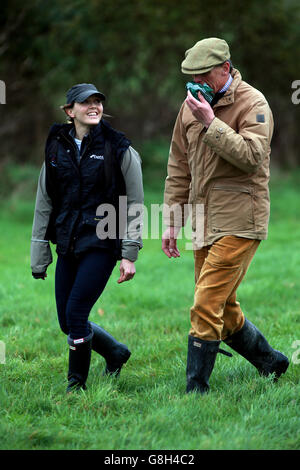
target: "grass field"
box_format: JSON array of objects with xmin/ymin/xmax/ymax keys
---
[{"xmin": 0, "ymin": 168, "xmax": 300, "ymax": 450}]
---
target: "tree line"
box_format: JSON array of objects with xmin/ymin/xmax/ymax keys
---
[{"xmin": 0, "ymin": 0, "xmax": 299, "ymax": 167}]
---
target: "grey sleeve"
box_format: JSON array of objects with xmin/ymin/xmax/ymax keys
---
[
  {"xmin": 30, "ymin": 163, "xmax": 53, "ymax": 273},
  {"xmin": 120, "ymin": 146, "xmax": 144, "ymax": 262}
]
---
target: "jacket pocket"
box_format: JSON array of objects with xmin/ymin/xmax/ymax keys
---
[{"xmin": 208, "ymin": 185, "xmax": 254, "ymax": 233}]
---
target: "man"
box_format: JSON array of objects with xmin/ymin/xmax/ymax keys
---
[{"xmin": 162, "ymin": 37, "xmax": 289, "ymax": 395}]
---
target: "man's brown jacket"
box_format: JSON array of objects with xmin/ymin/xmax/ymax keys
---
[{"xmin": 163, "ymin": 69, "xmax": 274, "ymax": 247}]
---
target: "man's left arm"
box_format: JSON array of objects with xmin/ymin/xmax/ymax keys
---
[
  {"xmin": 203, "ymin": 100, "xmax": 273, "ymax": 173},
  {"xmin": 186, "ymin": 90, "xmax": 274, "ymax": 174}
]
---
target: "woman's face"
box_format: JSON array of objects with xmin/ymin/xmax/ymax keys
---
[{"xmin": 66, "ymin": 94, "xmax": 103, "ymax": 127}]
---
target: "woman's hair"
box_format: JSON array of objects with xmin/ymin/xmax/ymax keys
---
[{"xmin": 60, "ymin": 102, "xmax": 75, "ymax": 123}]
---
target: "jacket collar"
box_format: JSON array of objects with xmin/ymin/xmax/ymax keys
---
[
  {"xmin": 213, "ymin": 68, "xmax": 242, "ymax": 109},
  {"xmin": 48, "ymin": 121, "xmax": 103, "ymax": 141},
  {"xmin": 46, "ymin": 119, "xmax": 130, "ymax": 161}
]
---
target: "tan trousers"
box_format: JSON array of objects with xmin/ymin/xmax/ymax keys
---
[{"xmin": 190, "ymin": 236, "xmax": 260, "ymax": 341}]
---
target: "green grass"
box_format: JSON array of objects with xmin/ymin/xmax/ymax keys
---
[{"xmin": 0, "ymin": 169, "xmax": 300, "ymax": 450}]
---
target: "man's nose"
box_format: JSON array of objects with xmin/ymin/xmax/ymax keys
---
[{"xmin": 193, "ymin": 75, "xmax": 204, "ymax": 83}]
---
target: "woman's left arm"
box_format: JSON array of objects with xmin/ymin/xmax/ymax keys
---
[
  {"xmin": 118, "ymin": 146, "xmax": 144, "ymax": 283},
  {"xmin": 31, "ymin": 163, "xmax": 53, "ymax": 278}
]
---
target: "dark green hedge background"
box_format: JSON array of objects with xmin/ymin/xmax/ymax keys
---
[{"xmin": 1, "ymin": 0, "xmax": 299, "ymax": 167}]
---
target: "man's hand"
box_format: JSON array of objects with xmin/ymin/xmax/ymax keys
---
[
  {"xmin": 185, "ymin": 90, "xmax": 215, "ymax": 128},
  {"xmin": 162, "ymin": 226, "xmax": 181, "ymax": 258},
  {"xmin": 117, "ymin": 258, "xmax": 136, "ymax": 284}
]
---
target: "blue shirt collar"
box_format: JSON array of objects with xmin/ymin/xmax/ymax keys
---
[{"xmin": 218, "ymin": 74, "xmax": 233, "ymax": 93}]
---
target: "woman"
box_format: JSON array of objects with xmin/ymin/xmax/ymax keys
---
[{"xmin": 31, "ymin": 83, "xmax": 144, "ymax": 392}]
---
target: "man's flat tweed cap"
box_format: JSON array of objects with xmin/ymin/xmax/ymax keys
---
[{"xmin": 181, "ymin": 37, "xmax": 230, "ymax": 75}]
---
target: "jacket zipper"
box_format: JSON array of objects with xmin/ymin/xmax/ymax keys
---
[
  {"xmin": 79, "ymin": 135, "xmax": 92, "ymax": 164},
  {"xmin": 59, "ymin": 133, "xmax": 86, "ymax": 249},
  {"xmin": 60, "ymin": 133, "xmax": 81, "ymax": 174}
]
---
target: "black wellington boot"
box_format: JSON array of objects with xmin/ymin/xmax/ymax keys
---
[
  {"xmin": 186, "ymin": 335, "xmax": 221, "ymax": 394},
  {"xmin": 89, "ymin": 321, "xmax": 131, "ymax": 376},
  {"xmin": 224, "ymin": 318, "xmax": 289, "ymax": 380},
  {"xmin": 66, "ymin": 330, "xmax": 93, "ymax": 392}
]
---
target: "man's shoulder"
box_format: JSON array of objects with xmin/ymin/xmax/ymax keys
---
[{"xmin": 236, "ymin": 79, "xmax": 269, "ymax": 107}]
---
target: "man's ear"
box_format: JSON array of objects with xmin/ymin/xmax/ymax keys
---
[{"xmin": 222, "ymin": 61, "xmax": 230, "ymax": 75}]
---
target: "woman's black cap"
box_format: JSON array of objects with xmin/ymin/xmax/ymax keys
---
[{"xmin": 66, "ymin": 83, "xmax": 105, "ymax": 105}]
